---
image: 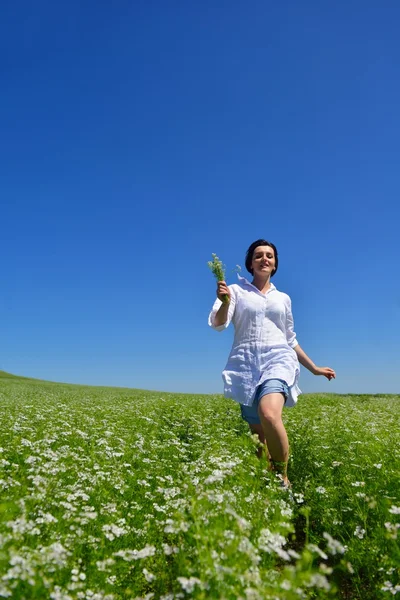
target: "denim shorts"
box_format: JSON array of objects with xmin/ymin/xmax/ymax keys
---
[{"xmin": 240, "ymin": 378, "xmax": 289, "ymax": 425}]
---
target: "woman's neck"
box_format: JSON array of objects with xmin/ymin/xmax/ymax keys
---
[{"xmin": 251, "ymin": 275, "xmax": 271, "ymax": 294}]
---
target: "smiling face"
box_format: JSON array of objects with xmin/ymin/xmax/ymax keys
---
[
  {"xmin": 251, "ymin": 245, "xmax": 276, "ymax": 278},
  {"xmin": 245, "ymin": 239, "xmax": 279, "ymax": 278}
]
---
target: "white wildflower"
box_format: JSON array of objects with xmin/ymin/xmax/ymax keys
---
[
  {"xmin": 142, "ymin": 568, "xmax": 156, "ymax": 582},
  {"xmin": 36, "ymin": 512, "xmax": 58, "ymax": 524},
  {"xmin": 319, "ymin": 563, "xmax": 333, "ymax": 575},
  {"xmin": 20, "ymin": 439, "xmax": 33, "ymax": 447},
  {"xmin": 315, "ymin": 486, "xmax": 327, "ymax": 495},
  {"xmin": 177, "ymin": 577, "xmax": 202, "ymax": 593},
  {"xmin": 102, "ymin": 523, "xmax": 128, "ymax": 541},
  {"xmin": 294, "ymin": 492, "xmax": 304, "ymax": 504},
  {"xmin": 279, "ymin": 499, "xmax": 293, "ymax": 518},
  {"xmin": 204, "ymin": 470, "xmax": 226, "ymax": 484},
  {"xmin": 137, "ymin": 479, "xmax": 151, "ymax": 487},
  {"xmin": 238, "ymin": 538, "xmax": 260, "ymax": 564},
  {"xmin": 96, "ymin": 558, "xmax": 116, "ymax": 571},
  {"xmin": 307, "ymin": 544, "xmax": 328, "ymax": 560},
  {"xmin": 157, "ymin": 486, "xmax": 180, "ymax": 499},
  {"xmin": 258, "ymin": 528, "xmax": 290, "ymax": 561},
  {"xmin": 384, "ymin": 522, "xmax": 400, "ymax": 539},
  {"xmin": 0, "ymin": 584, "xmax": 11, "ymax": 598},
  {"xmin": 162, "ymin": 544, "xmax": 179, "ymax": 555},
  {"xmin": 305, "ymin": 573, "xmax": 331, "ymax": 591},
  {"xmin": 40, "ymin": 542, "xmax": 71, "ymax": 567},
  {"xmin": 206, "ymin": 491, "xmax": 224, "ymax": 504},
  {"xmin": 280, "ymin": 580, "xmax": 291, "ymax": 590},
  {"xmin": 381, "ymin": 581, "xmax": 400, "ymax": 594},
  {"xmin": 114, "ymin": 545, "xmax": 156, "ymax": 561},
  {"xmin": 388, "ymin": 505, "xmax": 400, "ymax": 515},
  {"xmin": 50, "ymin": 586, "xmax": 73, "ymax": 600},
  {"xmin": 224, "ymin": 507, "xmax": 251, "ymax": 531},
  {"xmin": 323, "ymin": 532, "xmax": 346, "ymax": 555},
  {"xmin": 354, "ymin": 526, "xmax": 366, "ymax": 539},
  {"xmin": 163, "ymin": 519, "xmax": 189, "ymax": 534}
]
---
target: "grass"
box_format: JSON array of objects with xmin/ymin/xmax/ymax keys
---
[{"xmin": 0, "ymin": 372, "xmax": 398, "ymax": 599}]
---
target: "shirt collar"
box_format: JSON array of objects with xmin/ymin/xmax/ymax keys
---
[{"xmin": 237, "ymin": 274, "xmax": 276, "ymax": 295}]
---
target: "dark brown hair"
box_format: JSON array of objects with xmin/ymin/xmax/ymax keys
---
[{"xmin": 245, "ymin": 239, "xmax": 279, "ymax": 276}]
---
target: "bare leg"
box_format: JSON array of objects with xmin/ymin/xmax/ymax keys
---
[
  {"xmin": 249, "ymin": 423, "xmax": 269, "ymax": 459},
  {"xmin": 257, "ymin": 393, "xmax": 290, "ymax": 484}
]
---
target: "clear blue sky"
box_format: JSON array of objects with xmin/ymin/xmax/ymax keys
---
[{"xmin": 1, "ymin": 1, "xmax": 400, "ymax": 394}]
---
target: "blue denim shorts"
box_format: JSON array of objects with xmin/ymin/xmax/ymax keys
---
[{"xmin": 240, "ymin": 378, "xmax": 289, "ymax": 425}]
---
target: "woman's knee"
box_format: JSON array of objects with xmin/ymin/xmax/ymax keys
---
[
  {"xmin": 259, "ymin": 408, "xmax": 281, "ymax": 426},
  {"xmin": 258, "ymin": 394, "xmax": 284, "ymax": 425}
]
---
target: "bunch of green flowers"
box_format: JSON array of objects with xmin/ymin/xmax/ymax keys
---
[
  {"xmin": 207, "ymin": 253, "xmax": 229, "ymax": 303},
  {"xmin": 207, "ymin": 253, "xmax": 225, "ymax": 281}
]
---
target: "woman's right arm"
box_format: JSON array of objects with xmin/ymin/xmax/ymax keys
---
[
  {"xmin": 213, "ymin": 281, "xmax": 231, "ymax": 327},
  {"xmin": 208, "ymin": 281, "xmax": 236, "ymax": 331}
]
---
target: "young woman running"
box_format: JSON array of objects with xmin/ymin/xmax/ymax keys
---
[{"xmin": 208, "ymin": 239, "xmax": 336, "ymax": 488}]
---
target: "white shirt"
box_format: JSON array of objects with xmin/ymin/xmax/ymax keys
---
[{"xmin": 208, "ymin": 275, "xmax": 301, "ymax": 407}]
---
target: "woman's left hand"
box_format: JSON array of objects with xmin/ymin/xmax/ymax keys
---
[{"xmin": 313, "ymin": 367, "xmax": 336, "ymax": 380}]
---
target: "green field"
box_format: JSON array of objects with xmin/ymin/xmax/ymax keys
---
[{"xmin": 0, "ymin": 371, "xmax": 399, "ymax": 599}]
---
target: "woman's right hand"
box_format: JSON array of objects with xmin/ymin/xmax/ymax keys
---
[{"xmin": 217, "ymin": 281, "xmax": 231, "ymax": 304}]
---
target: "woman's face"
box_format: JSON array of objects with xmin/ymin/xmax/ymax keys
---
[{"xmin": 251, "ymin": 245, "xmax": 276, "ymax": 277}]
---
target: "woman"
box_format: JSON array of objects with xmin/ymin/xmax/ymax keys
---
[{"xmin": 208, "ymin": 239, "xmax": 335, "ymax": 488}]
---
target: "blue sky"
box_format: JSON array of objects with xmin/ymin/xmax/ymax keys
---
[{"xmin": 1, "ymin": 1, "xmax": 399, "ymax": 394}]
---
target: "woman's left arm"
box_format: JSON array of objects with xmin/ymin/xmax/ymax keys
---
[
  {"xmin": 293, "ymin": 345, "xmax": 336, "ymax": 380},
  {"xmin": 284, "ymin": 295, "xmax": 336, "ymax": 381}
]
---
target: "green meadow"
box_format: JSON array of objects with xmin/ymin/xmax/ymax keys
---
[{"xmin": 0, "ymin": 371, "xmax": 398, "ymax": 599}]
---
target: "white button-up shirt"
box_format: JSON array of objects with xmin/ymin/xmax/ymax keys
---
[{"xmin": 208, "ymin": 275, "xmax": 301, "ymax": 407}]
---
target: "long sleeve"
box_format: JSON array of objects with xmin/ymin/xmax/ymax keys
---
[
  {"xmin": 208, "ymin": 287, "xmax": 236, "ymax": 331},
  {"xmin": 285, "ymin": 296, "xmax": 298, "ymax": 348}
]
